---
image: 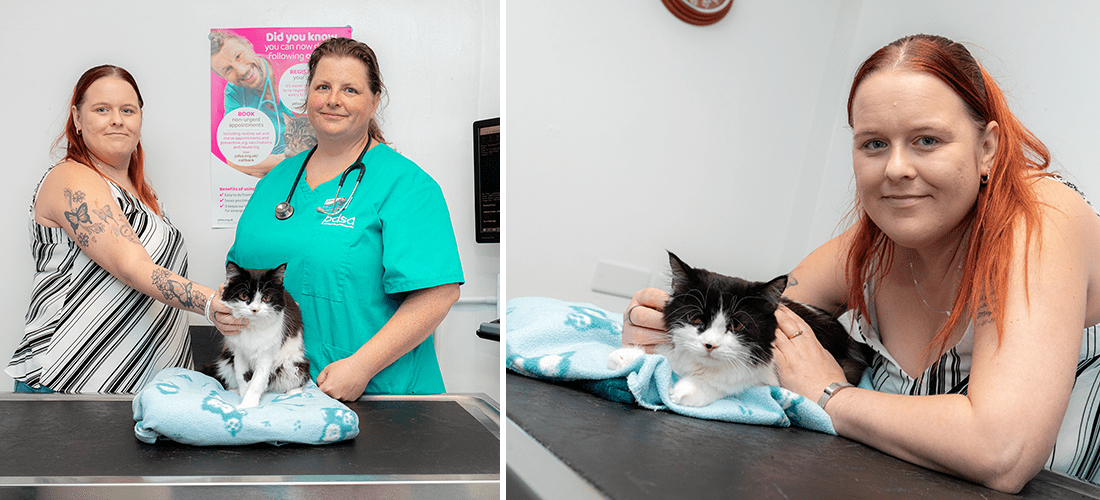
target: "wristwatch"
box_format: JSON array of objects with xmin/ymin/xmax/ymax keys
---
[{"xmin": 817, "ymin": 381, "xmax": 855, "ymax": 410}]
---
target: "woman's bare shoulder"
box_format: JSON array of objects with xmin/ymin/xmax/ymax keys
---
[
  {"xmin": 40, "ymin": 161, "xmax": 112, "ymax": 192},
  {"xmin": 34, "ymin": 161, "xmax": 112, "ymax": 219},
  {"xmin": 1034, "ymin": 175, "xmax": 1098, "ymax": 220}
]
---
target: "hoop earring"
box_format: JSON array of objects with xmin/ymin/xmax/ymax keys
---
[{"xmin": 980, "ymin": 174, "xmax": 989, "ymax": 185}]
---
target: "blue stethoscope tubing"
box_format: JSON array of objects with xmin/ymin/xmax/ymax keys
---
[
  {"xmin": 274, "ymin": 136, "xmax": 371, "ymax": 220},
  {"xmin": 257, "ymin": 59, "xmax": 285, "ymax": 138}
]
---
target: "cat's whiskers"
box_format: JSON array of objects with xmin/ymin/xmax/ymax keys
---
[
  {"xmin": 623, "ymin": 252, "xmax": 868, "ymax": 407},
  {"xmin": 732, "ymin": 311, "xmax": 761, "ymax": 333},
  {"xmin": 665, "ymin": 303, "xmax": 702, "ymax": 317},
  {"xmin": 681, "ymin": 288, "xmax": 707, "ymax": 310}
]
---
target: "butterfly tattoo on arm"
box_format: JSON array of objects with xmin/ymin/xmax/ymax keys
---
[
  {"xmin": 62, "ymin": 189, "xmax": 141, "ymax": 247},
  {"xmin": 63, "ymin": 189, "xmax": 104, "ymax": 248},
  {"xmin": 151, "ymin": 267, "xmax": 206, "ymax": 310},
  {"xmin": 91, "ymin": 204, "xmax": 141, "ymax": 245}
]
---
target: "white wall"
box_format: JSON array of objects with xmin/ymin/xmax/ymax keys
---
[
  {"xmin": 507, "ymin": 0, "xmax": 852, "ymax": 312},
  {"xmin": 507, "ymin": 0, "xmax": 1100, "ymax": 317},
  {"xmin": 0, "ymin": 0, "xmax": 501, "ymax": 401}
]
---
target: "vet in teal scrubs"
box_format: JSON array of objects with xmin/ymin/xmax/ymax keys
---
[{"xmin": 228, "ymin": 143, "xmax": 464, "ymax": 395}]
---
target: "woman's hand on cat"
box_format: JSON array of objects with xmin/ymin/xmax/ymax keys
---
[
  {"xmin": 317, "ymin": 356, "xmax": 371, "ymax": 401},
  {"xmin": 622, "ymin": 288, "xmax": 671, "ymax": 352},
  {"xmin": 211, "ymin": 283, "xmax": 248, "ymax": 336},
  {"xmin": 772, "ymin": 305, "xmax": 847, "ymax": 403}
]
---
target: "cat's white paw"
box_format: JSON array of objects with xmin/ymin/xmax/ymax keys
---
[
  {"xmin": 286, "ymin": 387, "xmax": 304, "ymax": 396},
  {"xmin": 237, "ymin": 397, "xmax": 260, "ymax": 410},
  {"xmin": 670, "ymin": 378, "xmax": 719, "ymax": 407},
  {"xmin": 607, "ymin": 347, "xmax": 645, "ymax": 370}
]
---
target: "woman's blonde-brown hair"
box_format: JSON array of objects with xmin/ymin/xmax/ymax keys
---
[
  {"xmin": 845, "ymin": 34, "xmax": 1051, "ymax": 352},
  {"xmin": 307, "ymin": 37, "xmax": 388, "ymax": 144}
]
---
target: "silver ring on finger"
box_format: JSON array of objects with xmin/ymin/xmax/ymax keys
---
[{"xmin": 625, "ymin": 305, "xmax": 643, "ymax": 326}]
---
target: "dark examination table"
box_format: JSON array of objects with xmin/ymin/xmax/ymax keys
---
[
  {"xmin": 507, "ymin": 372, "xmax": 1100, "ymax": 500},
  {"xmin": 0, "ymin": 326, "xmax": 500, "ymax": 499}
]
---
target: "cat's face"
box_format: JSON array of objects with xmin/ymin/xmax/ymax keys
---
[
  {"xmin": 663, "ymin": 252, "xmax": 786, "ymax": 368},
  {"xmin": 283, "ymin": 116, "xmax": 317, "ymax": 157},
  {"xmin": 223, "ymin": 262, "xmax": 288, "ymax": 320}
]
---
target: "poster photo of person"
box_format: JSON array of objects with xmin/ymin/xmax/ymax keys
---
[{"xmin": 209, "ymin": 26, "xmax": 351, "ymax": 227}]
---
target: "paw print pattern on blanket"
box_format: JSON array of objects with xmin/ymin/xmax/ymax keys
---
[
  {"xmin": 270, "ymin": 390, "xmax": 310, "ymax": 406},
  {"xmin": 154, "ymin": 381, "xmax": 181, "ymax": 395},
  {"xmin": 565, "ymin": 305, "xmax": 622, "ymax": 338},
  {"xmin": 509, "ymin": 351, "xmax": 578, "ymax": 378},
  {"xmin": 154, "ymin": 372, "xmax": 196, "ymax": 395},
  {"xmin": 134, "ymin": 368, "xmax": 361, "ymax": 445},
  {"xmin": 202, "ymin": 392, "xmax": 245, "ymax": 436},
  {"xmin": 320, "ymin": 408, "xmax": 359, "ymax": 442}
]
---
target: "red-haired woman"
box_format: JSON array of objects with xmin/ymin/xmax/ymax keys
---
[
  {"xmin": 6, "ymin": 65, "xmax": 230, "ymax": 394},
  {"xmin": 623, "ymin": 34, "xmax": 1100, "ymax": 493}
]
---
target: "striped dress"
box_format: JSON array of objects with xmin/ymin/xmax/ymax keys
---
[
  {"xmin": 853, "ymin": 298, "xmax": 1100, "ymax": 482},
  {"xmin": 6, "ymin": 166, "xmax": 193, "ymax": 394}
]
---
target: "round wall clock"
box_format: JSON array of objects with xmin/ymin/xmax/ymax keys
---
[{"xmin": 662, "ymin": 0, "xmax": 733, "ymax": 26}]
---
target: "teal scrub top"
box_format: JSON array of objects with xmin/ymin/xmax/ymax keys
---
[{"xmin": 228, "ymin": 143, "xmax": 464, "ymax": 395}]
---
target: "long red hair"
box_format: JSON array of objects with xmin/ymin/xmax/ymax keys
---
[
  {"xmin": 57, "ymin": 65, "xmax": 160, "ymax": 215},
  {"xmin": 844, "ymin": 35, "xmax": 1051, "ymax": 352}
]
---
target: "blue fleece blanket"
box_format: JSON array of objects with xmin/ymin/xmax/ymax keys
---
[
  {"xmin": 133, "ymin": 368, "xmax": 359, "ymax": 446},
  {"xmin": 506, "ymin": 296, "xmax": 857, "ymax": 434}
]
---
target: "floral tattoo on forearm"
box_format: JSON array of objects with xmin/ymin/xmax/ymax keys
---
[
  {"xmin": 151, "ymin": 267, "xmax": 207, "ymax": 311},
  {"xmin": 63, "ymin": 189, "xmax": 141, "ymax": 247}
]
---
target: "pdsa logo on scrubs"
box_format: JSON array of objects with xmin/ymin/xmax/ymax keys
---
[{"xmin": 321, "ymin": 215, "xmax": 355, "ymax": 228}]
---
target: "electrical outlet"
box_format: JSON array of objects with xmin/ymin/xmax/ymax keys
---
[{"xmin": 591, "ymin": 260, "xmax": 650, "ymax": 298}]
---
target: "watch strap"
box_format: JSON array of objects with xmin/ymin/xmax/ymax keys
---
[{"xmin": 817, "ymin": 381, "xmax": 855, "ymax": 409}]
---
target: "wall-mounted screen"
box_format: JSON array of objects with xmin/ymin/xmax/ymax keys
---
[{"xmin": 474, "ymin": 117, "xmax": 500, "ymax": 244}]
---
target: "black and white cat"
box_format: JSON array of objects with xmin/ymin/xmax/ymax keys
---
[
  {"xmin": 207, "ymin": 262, "xmax": 311, "ymax": 409},
  {"xmin": 608, "ymin": 252, "xmax": 869, "ymax": 407}
]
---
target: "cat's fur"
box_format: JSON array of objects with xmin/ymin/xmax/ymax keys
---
[
  {"xmin": 608, "ymin": 252, "xmax": 870, "ymax": 407},
  {"xmin": 205, "ymin": 262, "xmax": 310, "ymax": 409},
  {"xmin": 283, "ymin": 116, "xmax": 318, "ymax": 157}
]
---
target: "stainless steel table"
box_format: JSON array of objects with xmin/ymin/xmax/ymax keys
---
[
  {"xmin": 507, "ymin": 372, "xmax": 1100, "ymax": 499},
  {"xmin": 0, "ymin": 392, "xmax": 499, "ymax": 499}
]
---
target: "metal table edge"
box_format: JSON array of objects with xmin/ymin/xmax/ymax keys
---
[{"xmin": 0, "ymin": 474, "xmax": 500, "ymax": 486}]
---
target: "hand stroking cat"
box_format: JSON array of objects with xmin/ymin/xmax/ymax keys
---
[
  {"xmin": 609, "ymin": 252, "xmax": 869, "ymax": 407},
  {"xmin": 204, "ymin": 262, "xmax": 311, "ymax": 409}
]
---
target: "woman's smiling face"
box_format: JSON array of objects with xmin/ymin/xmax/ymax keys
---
[
  {"xmin": 850, "ymin": 69, "xmax": 998, "ymax": 249},
  {"xmin": 306, "ymin": 56, "xmax": 378, "ymax": 143},
  {"xmin": 72, "ymin": 76, "xmax": 143, "ymax": 167}
]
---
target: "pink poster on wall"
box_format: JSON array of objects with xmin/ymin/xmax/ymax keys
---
[{"xmin": 209, "ymin": 26, "xmax": 352, "ymax": 228}]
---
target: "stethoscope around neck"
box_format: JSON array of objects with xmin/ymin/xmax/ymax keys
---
[{"xmin": 274, "ymin": 137, "xmax": 371, "ymax": 220}]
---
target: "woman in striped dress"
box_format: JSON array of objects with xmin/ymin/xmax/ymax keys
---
[
  {"xmin": 6, "ymin": 65, "xmax": 231, "ymax": 394},
  {"xmin": 623, "ymin": 35, "xmax": 1100, "ymax": 492}
]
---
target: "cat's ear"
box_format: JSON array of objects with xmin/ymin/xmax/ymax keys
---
[
  {"xmin": 225, "ymin": 261, "xmax": 244, "ymax": 281},
  {"xmin": 760, "ymin": 275, "xmax": 789, "ymax": 305},
  {"xmin": 668, "ymin": 251, "xmax": 697, "ymax": 289},
  {"xmin": 271, "ymin": 263, "xmax": 288, "ymax": 285}
]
